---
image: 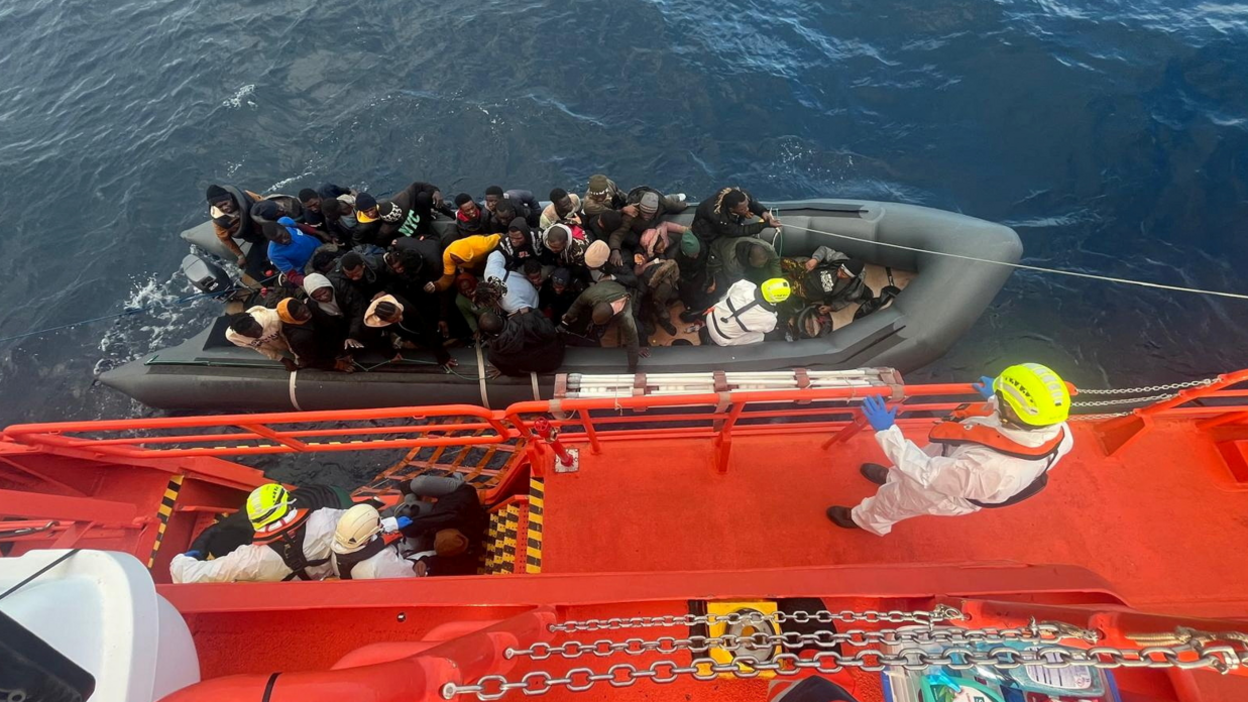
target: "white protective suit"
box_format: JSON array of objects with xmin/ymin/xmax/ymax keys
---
[
  {"xmin": 225, "ymin": 305, "xmax": 291, "ymax": 361},
  {"xmin": 851, "ymin": 400, "xmax": 1073, "ymax": 536},
  {"xmin": 705, "ymin": 280, "xmax": 778, "ymax": 346},
  {"xmin": 170, "ymin": 508, "xmax": 347, "ymax": 583},
  {"xmin": 331, "ymin": 542, "xmax": 420, "ymax": 579}
]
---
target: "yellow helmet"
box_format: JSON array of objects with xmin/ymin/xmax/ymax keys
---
[
  {"xmin": 332, "ymin": 504, "xmax": 382, "ymax": 555},
  {"xmin": 246, "ymin": 483, "xmax": 294, "ymax": 530},
  {"xmin": 993, "ymin": 363, "xmax": 1070, "ymax": 427},
  {"xmin": 760, "ymin": 278, "xmax": 791, "ymax": 304}
]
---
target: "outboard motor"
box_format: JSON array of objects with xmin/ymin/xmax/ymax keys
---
[{"xmin": 180, "ymin": 253, "xmax": 233, "ymax": 294}]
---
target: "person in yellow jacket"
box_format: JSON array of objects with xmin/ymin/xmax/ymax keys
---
[
  {"xmin": 432, "ymin": 234, "xmax": 501, "ymax": 291},
  {"xmin": 827, "ymin": 363, "xmax": 1074, "ymax": 536}
]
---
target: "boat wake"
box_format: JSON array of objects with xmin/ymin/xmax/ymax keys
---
[{"xmin": 92, "ymin": 271, "xmax": 218, "ymax": 377}]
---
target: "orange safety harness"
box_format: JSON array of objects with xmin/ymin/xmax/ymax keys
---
[{"xmin": 928, "ymin": 403, "xmax": 1067, "ymax": 508}]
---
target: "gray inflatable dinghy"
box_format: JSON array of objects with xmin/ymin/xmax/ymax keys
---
[{"xmin": 100, "ymin": 199, "xmax": 1020, "ymax": 411}]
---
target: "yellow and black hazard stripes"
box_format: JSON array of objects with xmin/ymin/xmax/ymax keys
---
[
  {"xmin": 147, "ymin": 474, "xmax": 184, "ymax": 568},
  {"xmin": 480, "ymin": 502, "xmax": 521, "ymax": 575},
  {"xmin": 525, "ymin": 478, "xmax": 544, "ymax": 574}
]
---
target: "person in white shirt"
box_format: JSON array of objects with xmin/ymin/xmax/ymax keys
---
[{"xmin": 704, "ymin": 278, "xmax": 791, "ymax": 346}]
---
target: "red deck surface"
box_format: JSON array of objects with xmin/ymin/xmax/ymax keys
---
[{"xmin": 540, "ymin": 418, "xmax": 1248, "ymax": 618}]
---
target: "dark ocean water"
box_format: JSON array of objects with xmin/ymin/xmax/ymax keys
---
[{"xmin": 2, "ymin": 0, "xmax": 1247, "ymax": 427}]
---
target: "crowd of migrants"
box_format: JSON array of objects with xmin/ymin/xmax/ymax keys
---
[{"xmin": 206, "ymin": 176, "xmax": 877, "ymax": 375}]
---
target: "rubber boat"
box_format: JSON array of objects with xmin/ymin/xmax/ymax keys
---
[
  {"xmin": 4, "ymin": 368, "xmax": 1248, "ymax": 701},
  {"xmin": 98, "ymin": 198, "xmax": 1021, "ymax": 411}
]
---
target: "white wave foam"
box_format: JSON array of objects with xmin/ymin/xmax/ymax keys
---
[
  {"xmin": 94, "ymin": 275, "xmax": 218, "ymax": 375},
  {"xmin": 267, "ymin": 168, "xmax": 316, "ymax": 193},
  {"xmin": 222, "ymin": 84, "xmax": 257, "ymax": 109}
]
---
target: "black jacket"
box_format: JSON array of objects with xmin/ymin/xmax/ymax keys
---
[
  {"xmin": 398, "ymin": 483, "xmax": 489, "ymax": 576},
  {"xmin": 359, "ymin": 291, "xmax": 451, "ymax": 364},
  {"xmin": 284, "ymin": 319, "xmax": 340, "ymax": 370},
  {"xmin": 328, "ymin": 270, "xmax": 373, "ymax": 342},
  {"xmin": 487, "ymin": 309, "xmax": 565, "ymax": 376},
  {"xmin": 690, "ymin": 187, "xmax": 769, "ymax": 243},
  {"xmin": 375, "ymin": 181, "xmax": 451, "ymax": 247}
]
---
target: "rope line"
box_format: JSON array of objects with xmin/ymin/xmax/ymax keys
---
[{"xmin": 779, "ymin": 223, "xmax": 1248, "ymax": 301}]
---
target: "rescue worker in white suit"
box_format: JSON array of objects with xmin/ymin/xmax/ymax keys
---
[
  {"xmin": 171, "ymin": 483, "xmax": 354, "ymax": 583},
  {"xmin": 826, "ymin": 363, "xmax": 1074, "ymax": 536},
  {"xmin": 330, "ymin": 503, "xmax": 421, "ymax": 579},
  {"xmin": 704, "ymin": 278, "xmax": 791, "ymax": 346}
]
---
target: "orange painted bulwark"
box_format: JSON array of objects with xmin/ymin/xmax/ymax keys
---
[{"xmin": 7, "ymin": 372, "xmax": 1248, "ymax": 701}]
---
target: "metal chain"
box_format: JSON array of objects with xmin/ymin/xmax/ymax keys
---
[
  {"xmin": 1068, "ymin": 412, "xmax": 1132, "ymax": 421},
  {"xmin": 509, "ymin": 623, "xmax": 1083, "ymax": 662},
  {"xmin": 1075, "ymin": 378, "xmax": 1216, "ymax": 396},
  {"xmin": 548, "ymin": 605, "xmax": 965, "ymax": 633},
  {"xmin": 1071, "ymin": 394, "xmax": 1177, "ymax": 408},
  {"xmin": 445, "ymin": 642, "xmax": 1245, "ymax": 700}
]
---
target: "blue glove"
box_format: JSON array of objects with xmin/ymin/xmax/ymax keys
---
[
  {"xmin": 971, "ymin": 375, "xmax": 996, "ymax": 400},
  {"xmin": 182, "ymin": 550, "xmax": 202, "ymax": 560},
  {"xmin": 862, "ymin": 395, "xmax": 897, "ymax": 432},
  {"xmin": 396, "ymin": 516, "xmax": 412, "ymax": 530}
]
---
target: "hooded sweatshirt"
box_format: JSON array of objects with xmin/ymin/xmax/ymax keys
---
[
  {"xmin": 225, "ymin": 306, "xmax": 290, "ymax": 362},
  {"xmin": 435, "ymin": 234, "xmax": 501, "ymax": 291}
]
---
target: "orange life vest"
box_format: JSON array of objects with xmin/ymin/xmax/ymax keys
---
[
  {"xmin": 928, "ymin": 403, "xmax": 1066, "ymax": 509},
  {"xmin": 929, "ymin": 403, "xmax": 1066, "ymax": 461}
]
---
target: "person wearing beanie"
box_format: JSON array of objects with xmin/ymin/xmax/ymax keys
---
[
  {"xmin": 582, "ymin": 174, "xmax": 627, "ymax": 217},
  {"xmin": 782, "ymin": 246, "xmax": 872, "ymax": 312},
  {"xmin": 668, "ymin": 230, "xmax": 716, "ymax": 320},
  {"xmin": 225, "ymin": 306, "xmax": 294, "ymax": 369},
  {"xmin": 621, "ymin": 185, "xmax": 689, "ymax": 219},
  {"xmin": 690, "ymin": 186, "xmax": 781, "ymax": 244},
  {"xmin": 708, "ymin": 235, "xmax": 782, "ymax": 290},
  {"xmin": 581, "ymin": 238, "xmax": 639, "ymax": 288},
  {"xmin": 561, "ymin": 280, "xmax": 649, "ymax": 371},
  {"xmin": 584, "ymin": 239, "xmax": 610, "ymax": 269},
  {"xmin": 207, "ymin": 183, "xmax": 267, "ymax": 275},
  {"xmin": 539, "ymin": 188, "xmax": 583, "ymax": 230},
  {"xmin": 319, "ymin": 196, "xmax": 358, "ymax": 247},
  {"xmin": 394, "ymin": 475, "xmax": 490, "ymax": 577},
  {"xmin": 538, "ymin": 266, "xmax": 583, "ymax": 321},
  {"xmin": 351, "ymin": 192, "xmax": 384, "ymax": 246}
]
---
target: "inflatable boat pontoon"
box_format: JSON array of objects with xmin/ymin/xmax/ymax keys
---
[{"xmin": 99, "ymin": 199, "xmax": 1020, "ymax": 411}]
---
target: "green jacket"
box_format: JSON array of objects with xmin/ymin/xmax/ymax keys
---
[
  {"xmin": 708, "ymin": 237, "xmax": 781, "ymax": 287},
  {"xmin": 564, "ymin": 281, "xmax": 641, "ymax": 370}
]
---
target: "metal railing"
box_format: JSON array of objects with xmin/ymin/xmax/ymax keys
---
[{"xmin": 7, "ymin": 370, "xmax": 1248, "ymax": 467}]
